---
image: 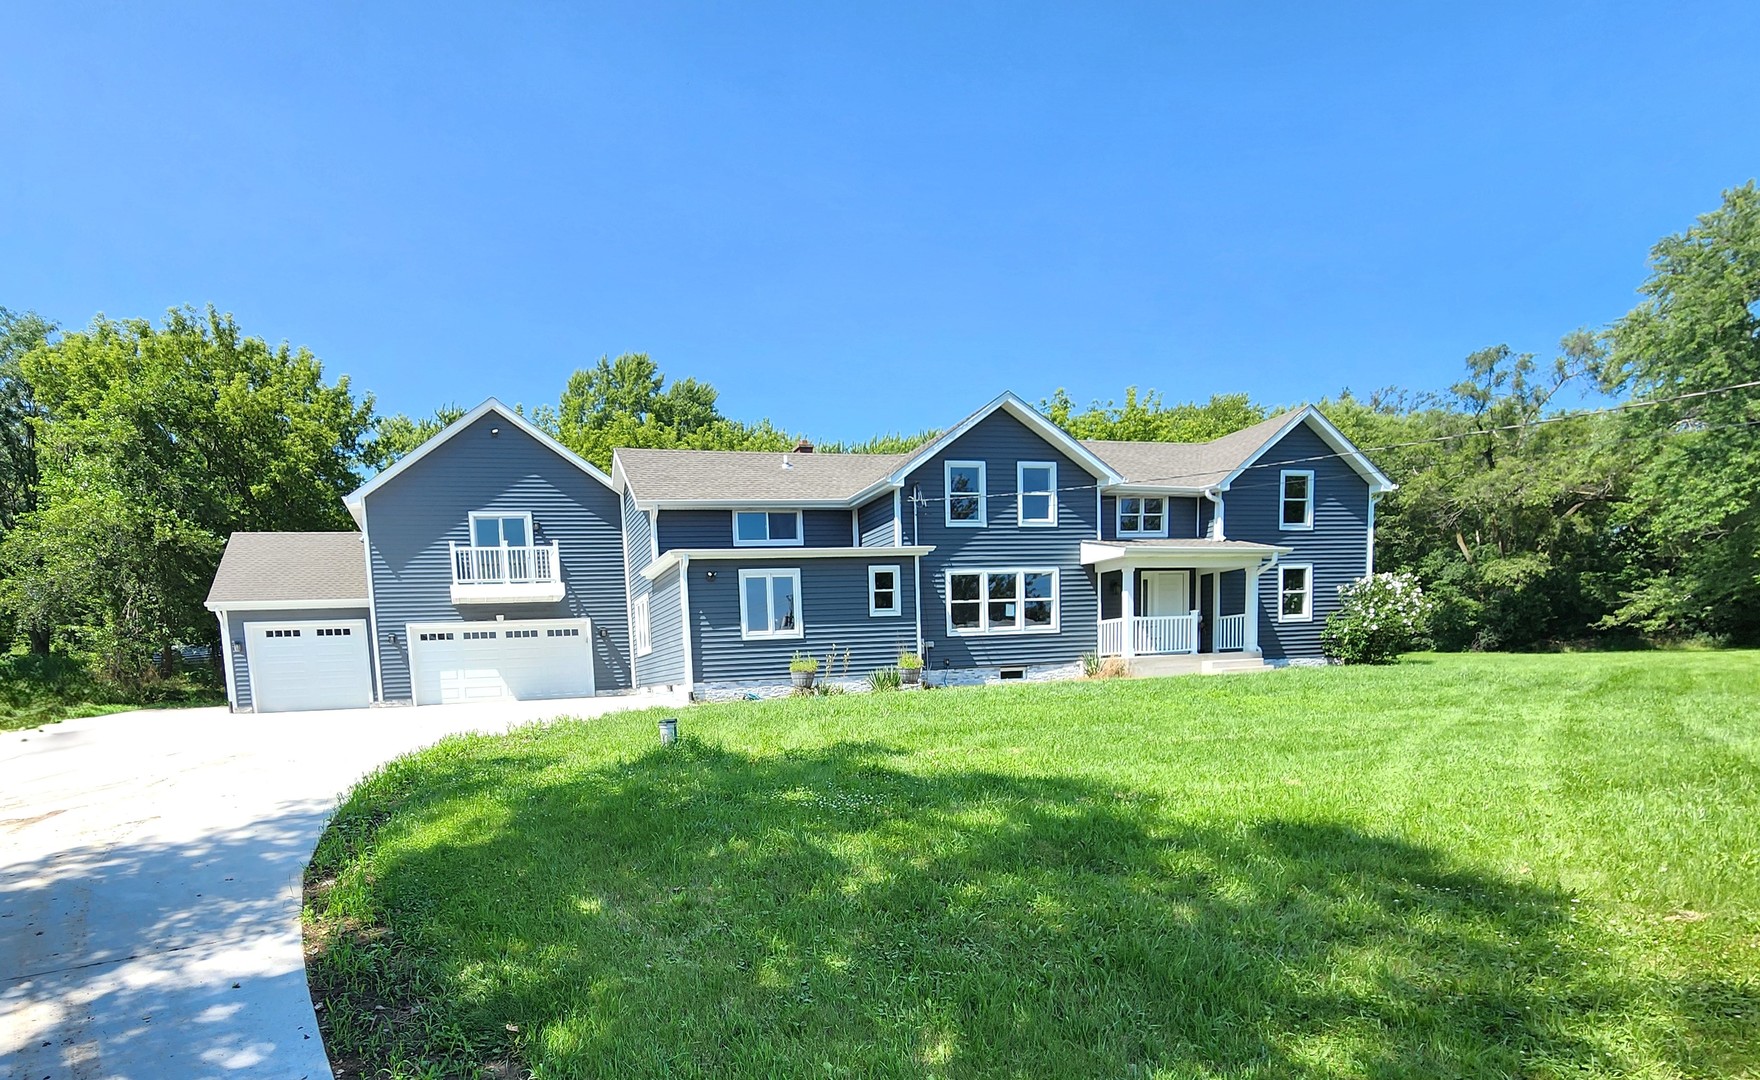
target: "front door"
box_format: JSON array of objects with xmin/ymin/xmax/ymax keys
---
[{"xmin": 1139, "ymin": 571, "xmax": 1190, "ymax": 617}]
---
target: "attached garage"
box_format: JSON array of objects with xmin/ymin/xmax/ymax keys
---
[
  {"xmin": 244, "ymin": 619, "xmax": 373, "ymax": 713},
  {"xmin": 407, "ymin": 618, "xmax": 595, "ymax": 704}
]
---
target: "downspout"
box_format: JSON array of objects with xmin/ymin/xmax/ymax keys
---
[
  {"xmin": 217, "ymin": 609, "xmax": 237, "ymax": 711},
  {"xmin": 1202, "ymin": 487, "xmax": 1224, "ymax": 540},
  {"xmin": 1366, "ymin": 491, "xmax": 1380, "ymax": 576},
  {"xmin": 910, "ymin": 484, "xmax": 926, "ymax": 661},
  {"xmin": 678, "ymin": 553, "xmax": 695, "ymax": 699}
]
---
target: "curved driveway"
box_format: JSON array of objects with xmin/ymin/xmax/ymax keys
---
[{"xmin": 0, "ymin": 694, "xmax": 682, "ymax": 1079}]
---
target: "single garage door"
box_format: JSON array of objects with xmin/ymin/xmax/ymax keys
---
[
  {"xmin": 245, "ymin": 619, "xmax": 373, "ymax": 713},
  {"xmin": 407, "ymin": 618, "xmax": 595, "ymax": 705}
]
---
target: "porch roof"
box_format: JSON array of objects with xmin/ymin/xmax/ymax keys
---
[{"xmin": 1080, "ymin": 537, "xmax": 1290, "ymax": 567}]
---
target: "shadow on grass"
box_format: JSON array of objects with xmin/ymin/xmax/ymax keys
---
[{"xmin": 309, "ymin": 736, "xmax": 1753, "ymax": 1079}]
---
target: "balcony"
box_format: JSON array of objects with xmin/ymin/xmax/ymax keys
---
[{"xmin": 449, "ymin": 541, "xmax": 565, "ymax": 604}]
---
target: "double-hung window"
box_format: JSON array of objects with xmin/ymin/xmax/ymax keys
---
[
  {"xmin": 868, "ymin": 565, "xmax": 901, "ymax": 617},
  {"xmin": 945, "ymin": 461, "xmax": 986, "ymax": 527},
  {"xmin": 1280, "ymin": 470, "xmax": 1315, "ymax": 530},
  {"xmin": 1278, "ymin": 564, "xmax": 1312, "ymax": 622},
  {"xmin": 1017, "ymin": 462, "xmax": 1056, "ymax": 526},
  {"xmin": 1117, "ymin": 496, "xmax": 1167, "ymax": 537},
  {"xmin": 739, "ymin": 568, "xmax": 802, "ymax": 639},
  {"xmin": 632, "ymin": 593, "xmax": 652, "ymax": 655},
  {"xmin": 733, "ymin": 510, "xmax": 803, "ymax": 547},
  {"xmin": 946, "ymin": 569, "xmax": 1057, "ymax": 634}
]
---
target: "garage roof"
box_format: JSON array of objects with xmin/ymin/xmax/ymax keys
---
[{"xmin": 205, "ymin": 532, "xmax": 369, "ymax": 608}]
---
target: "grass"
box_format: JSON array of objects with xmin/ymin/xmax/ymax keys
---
[
  {"xmin": 0, "ymin": 652, "xmax": 226, "ymax": 732},
  {"xmin": 304, "ymin": 652, "xmax": 1760, "ymax": 1079}
]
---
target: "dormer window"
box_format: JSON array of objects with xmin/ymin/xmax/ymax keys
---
[
  {"xmin": 945, "ymin": 461, "xmax": 986, "ymax": 527},
  {"xmin": 733, "ymin": 510, "xmax": 803, "ymax": 547},
  {"xmin": 1117, "ymin": 496, "xmax": 1167, "ymax": 537},
  {"xmin": 1280, "ymin": 470, "xmax": 1315, "ymax": 530}
]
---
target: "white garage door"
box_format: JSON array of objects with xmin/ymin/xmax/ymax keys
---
[
  {"xmin": 245, "ymin": 619, "xmax": 373, "ymax": 714},
  {"xmin": 407, "ymin": 618, "xmax": 595, "ymax": 705}
]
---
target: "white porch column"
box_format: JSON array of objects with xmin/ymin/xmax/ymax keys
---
[
  {"xmin": 1120, "ymin": 566, "xmax": 1136, "ymax": 659},
  {"xmin": 1245, "ymin": 565, "xmax": 1262, "ymax": 654}
]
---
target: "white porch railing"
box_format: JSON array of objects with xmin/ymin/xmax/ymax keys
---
[
  {"xmin": 1215, "ymin": 613, "xmax": 1247, "ymax": 652},
  {"xmin": 451, "ymin": 541, "xmax": 561, "ymax": 587},
  {"xmin": 1098, "ymin": 613, "xmax": 1202, "ymax": 656},
  {"xmin": 1099, "ymin": 618, "xmax": 1124, "ymax": 657}
]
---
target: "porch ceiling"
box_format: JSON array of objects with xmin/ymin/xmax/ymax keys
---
[{"xmin": 1080, "ymin": 538, "xmax": 1291, "ymax": 568}]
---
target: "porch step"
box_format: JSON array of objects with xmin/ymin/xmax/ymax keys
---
[{"xmin": 1126, "ymin": 652, "xmax": 1269, "ymax": 679}]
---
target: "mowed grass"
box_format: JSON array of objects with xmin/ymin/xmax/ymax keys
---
[{"xmin": 305, "ymin": 652, "xmax": 1760, "ymax": 1079}]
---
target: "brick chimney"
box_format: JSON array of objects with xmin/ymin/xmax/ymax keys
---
[{"xmin": 792, "ymin": 438, "xmax": 814, "ymax": 454}]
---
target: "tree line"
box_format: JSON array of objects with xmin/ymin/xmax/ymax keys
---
[{"xmin": 1, "ymin": 184, "xmax": 1753, "ymax": 690}]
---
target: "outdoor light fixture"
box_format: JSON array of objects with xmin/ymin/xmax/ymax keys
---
[
  {"xmin": 659, "ymin": 717, "xmax": 679, "ymax": 746},
  {"xmin": 490, "ymin": 426, "xmax": 501, "ymax": 437},
  {"xmin": 231, "ymin": 640, "xmax": 243, "ymax": 656},
  {"xmin": 705, "ymin": 570, "xmax": 716, "ymax": 581}
]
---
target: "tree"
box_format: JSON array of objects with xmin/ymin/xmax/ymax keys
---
[
  {"xmin": 0, "ymin": 308, "xmax": 53, "ymax": 533},
  {"xmin": 1604, "ymin": 181, "xmax": 1760, "ymax": 641},
  {"xmin": 1040, "ymin": 387, "xmax": 1268, "ymax": 443},
  {"xmin": 552, "ymin": 352, "xmax": 792, "ymax": 469},
  {"xmin": 366, "ymin": 405, "xmax": 466, "ymax": 472}
]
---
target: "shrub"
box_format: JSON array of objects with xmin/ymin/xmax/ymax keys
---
[
  {"xmin": 897, "ymin": 651, "xmax": 923, "ymax": 670},
  {"xmin": 789, "ymin": 652, "xmax": 819, "ymax": 674},
  {"xmin": 868, "ymin": 667, "xmax": 902, "ymax": 692},
  {"xmin": 1080, "ymin": 651, "xmax": 1100, "ymax": 677},
  {"xmin": 1321, "ymin": 572, "xmax": 1432, "ymax": 664},
  {"xmin": 1095, "ymin": 657, "xmax": 1130, "ymax": 679}
]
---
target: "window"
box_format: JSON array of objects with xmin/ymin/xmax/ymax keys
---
[
  {"xmin": 945, "ymin": 461, "xmax": 987, "ymax": 527},
  {"xmin": 1117, "ymin": 496, "xmax": 1167, "ymax": 537},
  {"xmin": 869, "ymin": 565, "xmax": 901, "ymax": 617},
  {"xmin": 1280, "ymin": 470, "xmax": 1315, "ymax": 530},
  {"xmin": 632, "ymin": 594, "xmax": 652, "ymax": 655},
  {"xmin": 470, "ymin": 511, "xmax": 532, "ymax": 548},
  {"xmin": 546, "ymin": 627, "xmax": 580, "ymax": 638},
  {"xmin": 732, "ymin": 510, "xmax": 803, "ymax": 547},
  {"xmin": 316, "ymin": 627, "xmax": 351, "ymax": 637},
  {"xmin": 266, "ymin": 629, "xmax": 301, "ymax": 638},
  {"xmin": 946, "ymin": 569, "xmax": 1057, "ymax": 634},
  {"xmin": 738, "ymin": 568, "xmax": 803, "ymax": 639},
  {"xmin": 1017, "ymin": 462, "xmax": 1056, "ymax": 526},
  {"xmin": 418, "ymin": 631, "xmax": 453, "ymax": 642},
  {"xmin": 1278, "ymin": 564, "xmax": 1312, "ymax": 622},
  {"xmin": 506, "ymin": 628, "xmax": 539, "ymax": 638},
  {"xmin": 463, "ymin": 629, "xmax": 498, "ymax": 640}
]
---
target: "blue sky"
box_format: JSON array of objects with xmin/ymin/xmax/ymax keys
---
[{"xmin": 3, "ymin": 2, "xmax": 1754, "ymax": 443}]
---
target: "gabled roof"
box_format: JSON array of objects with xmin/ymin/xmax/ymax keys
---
[
  {"xmin": 205, "ymin": 532, "xmax": 368, "ymax": 608},
  {"xmin": 616, "ymin": 447, "xmax": 909, "ymax": 507},
  {"xmin": 1083, "ymin": 406, "xmax": 1395, "ymax": 494},
  {"xmin": 880, "ymin": 391, "xmax": 1125, "ymax": 490},
  {"xmin": 345, "ymin": 399, "xmax": 613, "ymax": 525}
]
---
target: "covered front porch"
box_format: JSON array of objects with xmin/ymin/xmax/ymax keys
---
[{"xmin": 1082, "ymin": 539, "xmax": 1289, "ymax": 659}]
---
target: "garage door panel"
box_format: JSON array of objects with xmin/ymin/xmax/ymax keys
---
[
  {"xmin": 409, "ymin": 619, "xmax": 594, "ymax": 705},
  {"xmin": 246, "ymin": 621, "xmax": 373, "ymax": 713}
]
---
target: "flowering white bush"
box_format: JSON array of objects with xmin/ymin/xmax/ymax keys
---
[{"xmin": 1321, "ymin": 572, "xmax": 1432, "ymax": 664}]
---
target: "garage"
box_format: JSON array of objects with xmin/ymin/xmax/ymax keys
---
[
  {"xmin": 244, "ymin": 619, "xmax": 374, "ymax": 713},
  {"xmin": 407, "ymin": 618, "xmax": 595, "ymax": 704}
]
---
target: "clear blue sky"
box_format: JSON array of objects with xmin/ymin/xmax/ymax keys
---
[{"xmin": 3, "ymin": 2, "xmax": 1754, "ymax": 443}]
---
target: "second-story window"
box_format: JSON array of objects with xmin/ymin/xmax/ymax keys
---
[
  {"xmin": 471, "ymin": 511, "xmax": 531, "ymax": 548},
  {"xmin": 732, "ymin": 510, "xmax": 803, "ymax": 547},
  {"xmin": 1280, "ymin": 470, "xmax": 1315, "ymax": 530},
  {"xmin": 1017, "ymin": 462, "xmax": 1056, "ymax": 526},
  {"xmin": 1117, "ymin": 496, "xmax": 1167, "ymax": 537},
  {"xmin": 946, "ymin": 461, "xmax": 986, "ymax": 527}
]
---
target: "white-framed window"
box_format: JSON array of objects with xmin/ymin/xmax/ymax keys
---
[
  {"xmin": 1117, "ymin": 496, "xmax": 1168, "ymax": 537},
  {"xmin": 738, "ymin": 568, "xmax": 803, "ymax": 639},
  {"xmin": 469, "ymin": 510, "xmax": 533, "ymax": 548},
  {"xmin": 1278, "ymin": 563, "xmax": 1312, "ymax": 622},
  {"xmin": 869, "ymin": 564, "xmax": 902, "ymax": 617},
  {"xmin": 1280, "ymin": 470, "xmax": 1315, "ymax": 530},
  {"xmin": 632, "ymin": 593, "xmax": 652, "ymax": 655},
  {"xmin": 945, "ymin": 461, "xmax": 987, "ymax": 527},
  {"xmin": 732, "ymin": 510, "xmax": 804, "ymax": 547},
  {"xmin": 945, "ymin": 568, "xmax": 1057, "ymax": 635},
  {"xmin": 1017, "ymin": 462, "xmax": 1056, "ymax": 527}
]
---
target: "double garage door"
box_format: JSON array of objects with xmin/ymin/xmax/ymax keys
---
[{"xmin": 408, "ymin": 618, "xmax": 595, "ymax": 705}]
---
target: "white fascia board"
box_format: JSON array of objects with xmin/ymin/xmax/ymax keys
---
[
  {"xmin": 641, "ymin": 545, "xmax": 935, "ymax": 582},
  {"xmin": 882, "ymin": 392, "xmax": 1125, "ymax": 488},
  {"xmin": 1103, "ymin": 482, "xmax": 1209, "ymax": 496},
  {"xmin": 347, "ymin": 398, "xmax": 615, "ymax": 514},
  {"xmin": 204, "ymin": 597, "xmax": 371, "ymax": 612},
  {"xmin": 1217, "ymin": 406, "xmax": 1397, "ymax": 495},
  {"xmin": 631, "ymin": 497, "xmax": 859, "ymax": 511},
  {"xmin": 1079, "ymin": 540, "xmax": 1292, "ymax": 567}
]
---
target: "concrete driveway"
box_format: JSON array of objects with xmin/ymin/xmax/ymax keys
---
[{"xmin": 0, "ymin": 693, "xmax": 685, "ymax": 1079}]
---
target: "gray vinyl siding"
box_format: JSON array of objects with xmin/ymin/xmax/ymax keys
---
[
  {"xmin": 858, "ymin": 493, "xmax": 898, "ymax": 546},
  {"xmin": 1221, "ymin": 421, "xmax": 1371, "ymax": 660},
  {"xmin": 687, "ymin": 556, "xmax": 918, "ymax": 682},
  {"xmin": 901, "ymin": 410, "xmax": 1101, "ymax": 669},
  {"xmin": 658, "ymin": 508, "xmax": 853, "ymax": 551},
  {"xmin": 638, "ymin": 564, "xmax": 687, "ymax": 686},
  {"xmin": 224, "ymin": 606, "xmax": 372, "ymax": 710},
  {"xmin": 363, "ymin": 413, "xmax": 632, "ymax": 701},
  {"xmin": 1099, "ymin": 494, "xmax": 1203, "ymax": 540}
]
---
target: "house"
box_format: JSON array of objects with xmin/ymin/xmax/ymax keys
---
[{"xmin": 204, "ymin": 392, "xmax": 1392, "ymax": 712}]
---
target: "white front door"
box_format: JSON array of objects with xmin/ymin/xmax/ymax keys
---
[
  {"xmin": 245, "ymin": 620, "xmax": 373, "ymax": 713},
  {"xmin": 407, "ymin": 618, "xmax": 595, "ymax": 705},
  {"xmin": 1139, "ymin": 571, "xmax": 1190, "ymax": 617}
]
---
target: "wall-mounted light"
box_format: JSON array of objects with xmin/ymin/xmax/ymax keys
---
[
  {"xmin": 490, "ymin": 426, "xmax": 501, "ymax": 437},
  {"xmin": 705, "ymin": 570, "xmax": 717, "ymax": 581},
  {"xmin": 231, "ymin": 640, "xmax": 244, "ymax": 656}
]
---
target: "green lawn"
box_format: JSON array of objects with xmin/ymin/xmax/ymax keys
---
[
  {"xmin": 305, "ymin": 652, "xmax": 1760, "ymax": 1079},
  {"xmin": 0, "ymin": 652, "xmax": 225, "ymax": 732}
]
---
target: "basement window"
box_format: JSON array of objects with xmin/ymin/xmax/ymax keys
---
[{"xmin": 998, "ymin": 666, "xmax": 1027, "ymax": 681}]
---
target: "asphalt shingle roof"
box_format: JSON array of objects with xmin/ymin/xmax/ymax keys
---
[
  {"xmin": 206, "ymin": 532, "xmax": 368, "ymax": 606},
  {"xmin": 616, "ymin": 448, "xmax": 912, "ymax": 502},
  {"xmin": 1081, "ymin": 411, "xmax": 1295, "ymax": 490}
]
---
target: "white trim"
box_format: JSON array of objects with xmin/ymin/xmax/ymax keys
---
[
  {"xmin": 944, "ymin": 567, "xmax": 1060, "ymax": 636},
  {"xmin": 851, "ymin": 508, "xmax": 860, "ymax": 547},
  {"xmin": 204, "ymin": 597, "xmax": 372, "ymax": 612},
  {"xmin": 346, "ymin": 398, "xmax": 613, "ymax": 524},
  {"xmin": 879, "ymin": 391, "xmax": 1125, "ymax": 490},
  {"xmin": 1016, "ymin": 461, "xmax": 1057, "ymax": 527},
  {"xmin": 633, "ymin": 593, "xmax": 653, "ymax": 656},
  {"xmin": 1115, "ymin": 494, "xmax": 1170, "ymax": 538},
  {"xmin": 641, "ymin": 545, "xmax": 935, "ymax": 582},
  {"xmin": 648, "ymin": 509, "xmax": 659, "ymax": 561},
  {"xmin": 868, "ymin": 564, "xmax": 902, "ymax": 618},
  {"xmin": 1277, "ymin": 563, "xmax": 1313, "ymax": 622},
  {"xmin": 893, "ymin": 489, "xmax": 903, "ymax": 545},
  {"xmin": 944, "ymin": 460, "xmax": 987, "ymax": 527},
  {"xmin": 732, "ymin": 508, "xmax": 805, "ymax": 547},
  {"xmin": 737, "ymin": 567, "xmax": 804, "ymax": 640},
  {"xmin": 679, "ymin": 555, "xmax": 695, "ymax": 687},
  {"xmin": 217, "ymin": 609, "xmax": 237, "ymax": 709},
  {"xmin": 1366, "ymin": 493, "xmax": 1378, "ymax": 575},
  {"xmin": 912, "ymin": 553, "xmax": 924, "ymax": 656},
  {"xmin": 361, "ymin": 505, "xmax": 384, "ymax": 704},
  {"xmin": 1279, "ymin": 469, "xmax": 1316, "ymax": 531},
  {"xmin": 1080, "ymin": 539, "xmax": 1291, "ymax": 567},
  {"xmin": 620, "ymin": 490, "xmax": 639, "ymax": 687},
  {"xmin": 1217, "ymin": 406, "xmax": 1396, "ymax": 495},
  {"xmin": 468, "ymin": 509, "xmax": 536, "ymax": 547}
]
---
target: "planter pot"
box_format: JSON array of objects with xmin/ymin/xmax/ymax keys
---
[
  {"xmin": 899, "ymin": 667, "xmax": 922, "ymax": 686},
  {"xmin": 791, "ymin": 669, "xmax": 817, "ymax": 690}
]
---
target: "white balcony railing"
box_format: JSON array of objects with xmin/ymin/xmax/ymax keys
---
[
  {"xmin": 449, "ymin": 541, "xmax": 564, "ymax": 603},
  {"xmin": 1215, "ymin": 613, "xmax": 1248, "ymax": 652}
]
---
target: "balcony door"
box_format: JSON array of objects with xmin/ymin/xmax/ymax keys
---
[
  {"xmin": 471, "ymin": 512, "xmax": 531, "ymax": 549},
  {"xmin": 1138, "ymin": 571, "xmax": 1190, "ymax": 617}
]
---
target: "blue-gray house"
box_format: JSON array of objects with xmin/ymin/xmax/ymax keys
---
[{"xmin": 204, "ymin": 392, "xmax": 1393, "ymax": 712}]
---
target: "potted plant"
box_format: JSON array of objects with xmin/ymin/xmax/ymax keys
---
[
  {"xmin": 790, "ymin": 652, "xmax": 819, "ymax": 690},
  {"xmin": 897, "ymin": 651, "xmax": 924, "ymax": 686}
]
